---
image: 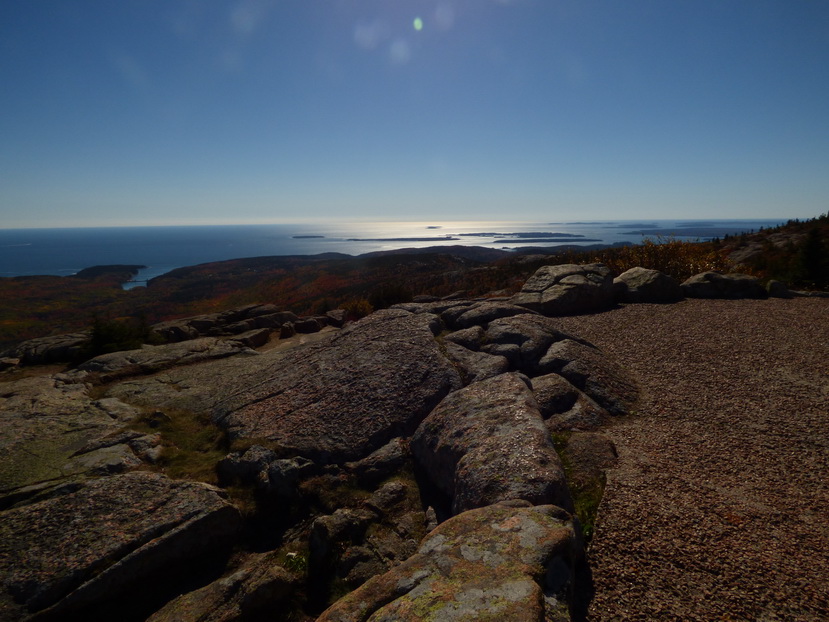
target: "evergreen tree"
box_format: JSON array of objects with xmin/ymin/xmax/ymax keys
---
[{"xmin": 797, "ymin": 228, "xmax": 829, "ymax": 289}]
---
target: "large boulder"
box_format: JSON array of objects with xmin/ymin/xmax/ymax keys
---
[
  {"xmin": 681, "ymin": 271, "xmax": 769, "ymax": 299},
  {"xmin": 511, "ymin": 264, "xmax": 615, "ymax": 315},
  {"xmin": 614, "ymin": 267, "xmax": 684, "ymax": 303},
  {"xmin": 411, "ymin": 373, "xmax": 572, "ymax": 514},
  {"xmin": 481, "ymin": 314, "xmax": 587, "ymax": 376},
  {"xmin": 531, "ymin": 373, "xmax": 611, "ymax": 432},
  {"xmin": 213, "ymin": 309, "xmax": 462, "ymax": 463},
  {"xmin": 539, "ymin": 339, "xmax": 638, "ymax": 416},
  {"xmin": 766, "ymin": 280, "xmax": 794, "ymax": 299},
  {"xmin": 0, "ymin": 472, "xmax": 241, "ymax": 621},
  {"xmin": 317, "ymin": 503, "xmax": 581, "ymax": 622},
  {"xmin": 0, "ymin": 332, "xmax": 89, "ymax": 366}
]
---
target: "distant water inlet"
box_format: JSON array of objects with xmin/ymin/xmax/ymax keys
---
[{"xmin": 0, "ymin": 219, "xmax": 785, "ymax": 285}]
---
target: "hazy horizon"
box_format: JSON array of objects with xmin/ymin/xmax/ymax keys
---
[
  {"xmin": 2, "ymin": 1, "xmax": 828, "ymax": 228},
  {"xmin": 0, "ymin": 216, "xmax": 795, "ymax": 232}
]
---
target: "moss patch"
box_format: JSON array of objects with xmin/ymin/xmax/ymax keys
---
[
  {"xmin": 551, "ymin": 432, "xmax": 605, "ymax": 541},
  {"xmin": 131, "ymin": 407, "xmax": 229, "ymax": 484}
]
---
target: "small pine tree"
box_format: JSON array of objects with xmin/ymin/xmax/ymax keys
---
[{"xmin": 796, "ymin": 228, "xmax": 829, "ymax": 289}]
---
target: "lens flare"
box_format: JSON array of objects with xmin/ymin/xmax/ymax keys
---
[{"xmin": 413, "ymin": 17, "xmax": 423, "ymax": 31}]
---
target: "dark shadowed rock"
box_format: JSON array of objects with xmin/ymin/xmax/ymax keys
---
[
  {"xmin": 482, "ymin": 314, "xmax": 585, "ymax": 376},
  {"xmin": 317, "ymin": 503, "xmax": 580, "ymax": 622},
  {"xmin": 229, "ymin": 328, "xmax": 271, "ymax": 348},
  {"xmin": 614, "ymin": 267, "xmax": 684, "ymax": 303},
  {"xmin": 150, "ymin": 319, "xmax": 201, "ymax": 343},
  {"xmin": 213, "ymin": 309, "xmax": 462, "ymax": 463},
  {"xmin": 311, "ymin": 478, "xmax": 429, "ymax": 591},
  {"xmin": 150, "ymin": 306, "xmax": 299, "ymax": 343},
  {"xmin": 681, "ymin": 271, "xmax": 769, "ymax": 299},
  {"xmin": 411, "ymin": 373, "xmax": 572, "ymax": 514},
  {"xmin": 216, "ymin": 444, "xmax": 279, "ymax": 485},
  {"xmin": 442, "ymin": 341, "xmax": 510, "ymax": 385},
  {"xmin": 294, "ymin": 318, "xmax": 322, "ymax": 333},
  {"xmin": 766, "ymin": 279, "xmax": 794, "ymax": 298},
  {"xmin": 442, "ymin": 301, "xmax": 538, "ymax": 330},
  {"xmin": 0, "ymin": 472, "xmax": 240, "ymax": 621},
  {"xmin": 265, "ymin": 457, "xmax": 317, "ymax": 497},
  {"xmin": 0, "ymin": 333, "xmax": 89, "ymax": 366},
  {"xmin": 310, "ymin": 508, "xmax": 377, "ymax": 574},
  {"xmin": 531, "ymin": 373, "xmax": 611, "ymax": 431},
  {"xmin": 344, "ymin": 437, "xmax": 408, "ymax": 487},
  {"xmin": 512, "ymin": 263, "xmax": 615, "ymax": 315},
  {"xmin": 443, "ymin": 325, "xmax": 485, "ymax": 350},
  {"xmin": 539, "ymin": 339, "xmax": 638, "ymax": 416},
  {"xmin": 0, "ymin": 358, "xmax": 20, "ymax": 372},
  {"xmin": 146, "ymin": 551, "xmax": 300, "ymax": 622},
  {"xmin": 325, "ymin": 309, "xmax": 347, "ymax": 327}
]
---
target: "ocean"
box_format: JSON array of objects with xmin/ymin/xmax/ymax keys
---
[{"xmin": 0, "ymin": 219, "xmax": 785, "ymax": 288}]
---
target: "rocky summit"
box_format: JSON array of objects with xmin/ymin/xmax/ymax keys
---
[{"xmin": 0, "ymin": 263, "xmax": 653, "ymax": 621}]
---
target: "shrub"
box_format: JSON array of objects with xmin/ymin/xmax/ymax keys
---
[
  {"xmin": 341, "ymin": 298, "xmax": 373, "ymax": 320},
  {"xmin": 82, "ymin": 314, "xmax": 155, "ymax": 358},
  {"xmin": 367, "ymin": 283, "xmax": 413, "ymax": 310}
]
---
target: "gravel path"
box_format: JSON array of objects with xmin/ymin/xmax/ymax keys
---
[{"xmin": 554, "ymin": 298, "xmax": 829, "ymax": 622}]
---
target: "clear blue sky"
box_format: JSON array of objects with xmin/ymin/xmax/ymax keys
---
[{"xmin": 1, "ymin": 1, "xmax": 828, "ymax": 228}]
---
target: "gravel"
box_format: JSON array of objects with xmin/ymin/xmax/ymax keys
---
[{"xmin": 554, "ymin": 298, "xmax": 829, "ymax": 621}]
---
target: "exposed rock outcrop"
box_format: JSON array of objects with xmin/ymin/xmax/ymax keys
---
[
  {"xmin": 0, "ymin": 332, "xmax": 89, "ymax": 366},
  {"xmin": 149, "ymin": 304, "xmax": 299, "ymax": 342},
  {"xmin": 212, "ymin": 309, "xmax": 462, "ymax": 462},
  {"xmin": 539, "ymin": 338, "xmax": 637, "ymax": 416},
  {"xmin": 614, "ymin": 267, "xmax": 684, "ymax": 303},
  {"xmin": 78, "ymin": 338, "xmax": 267, "ymax": 382},
  {"xmin": 0, "ymin": 375, "xmax": 145, "ymax": 498},
  {"xmin": 0, "ymin": 270, "xmax": 647, "ymax": 621},
  {"xmin": 511, "ymin": 263, "xmax": 615, "ymax": 315},
  {"xmin": 317, "ymin": 503, "xmax": 581, "ymax": 622},
  {"xmin": 0, "ymin": 472, "xmax": 240, "ymax": 621},
  {"xmin": 146, "ymin": 551, "xmax": 300, "ymax": 622},
  {"xmin": 532, "ymin": 372, "xmax": 611, "ymax": 432},
  {"xmin": 411, "ymin": 373, "xmax": 573, "ymax": 514},
  {"xmin": 681, "ymin": 271, "xmax": 769, "ymax": 299},
  {"xmin": 76, "ymin": 335, "xmax": 260, "ymax": 381}
]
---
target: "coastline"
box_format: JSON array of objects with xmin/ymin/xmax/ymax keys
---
[{"xmin": 0, "ymin": 219, "xmax": 785, "ymax": 283}]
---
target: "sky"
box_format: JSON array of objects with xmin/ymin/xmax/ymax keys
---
[{"xmin": 1, "ymin": 0, "xmax": 828, "ymax": 228}]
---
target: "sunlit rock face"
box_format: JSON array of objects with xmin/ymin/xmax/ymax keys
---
[
  {"xmin": 411, "ymin": 372, "xmax": 573, "ymax": 515},
  {"xmin": 512, "ymin": 263, "xmax": 615, "ymax": 315},
  {"xmin": 212, "ymin": 309, "xmax": 463, "ymax": 463},
  {"xmin": 317, "ymin": 503, "xmax": 580, "ymax": 622},
  {"xmin": 614, "ymin": 266, "xmax": 684, "ymax": 303}
]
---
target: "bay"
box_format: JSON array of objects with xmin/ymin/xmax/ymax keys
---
[{"xmin": 0, "ymin": 219, "xmax": 785, "ymax": 287}]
